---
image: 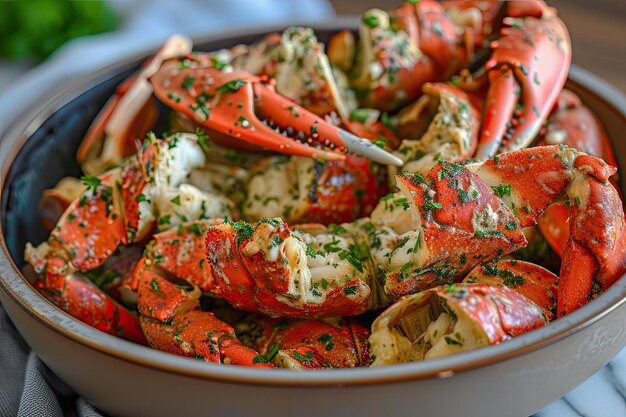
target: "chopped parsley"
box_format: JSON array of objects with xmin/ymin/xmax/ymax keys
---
[
  {"xmin": 491, "ymin": 184, "xmax": 511, "ymax": 198},
  {"xmin": 81, "ymin": 174, "xmax": 101, "ymax": 190},
  {"xmin": 292, "ymin": 350, "xmax": 314, "ymax": 363},
  {"xmin": 362, "ymin": 14, "xmax": 379, "ymax": 28},
  {"xmin": 181, "ymin": 76, "xmax": 195, "ymax": 89},
  {"xmin": 422, "ymin": 200, "xmax": 442, "ymax": 211},
  {"xmin": 252, "ymin": 343, "xmax": 280, "ymax": 364},
  {"xmin": 217, "ymin": 78, "xmax": 247, "ymax": 93}
]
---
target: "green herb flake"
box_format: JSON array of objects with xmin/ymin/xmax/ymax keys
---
[
  {"xmin": 491, "ymin": 184, "xmax": 511, "ymax": 198},
  {"xmin": 343, "ymin": 285, "xmax": 358, "ymax": 296},
  {"xmin": 210, "ymin": 54, "xmax": 228, "ymax": 70},
  {"xmin": 216, "ymin": 78, "xmax": 247, "ymax": 93},
  {"xmin": 362, "ymin": 14, "xmax": 380, "ymax": 28},
  {"xmin": 188, "ymin": 223, "xmax": 204, "ymax": 236},
  {"xmin": 349, "ymin": 108, "xmax": 375, "ymax": 123},
  {"xmin": 136, "ymin": 194, "xmax": 150, "ymax": 203},
  {"xmin": 181, "ymin": 76, "xmax": 196, "ymax": 89},
  {"xmin": 292, "ymin": 350, "xmax": 314, "ymax": 363},
  {"xmin": 253, "ymin": 343, "xmax": 281, "ymax": 364},
  {"xmin": 167, "ymin": 92, "xmax": 182, "ymax": 103},
  {"xmin": 422, "ymin": 200, "xmax": 443, "ymax": 211},
  {"xmin": 81, "ymin": 174, "xmax": 101, "ymax": 190}
]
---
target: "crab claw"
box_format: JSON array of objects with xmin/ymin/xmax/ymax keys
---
[
  {"xmin": 150, "ymin": 54, "xmax": 402, "ymax": 166},
  {"xmin": 369, "ymin": 283, "xmax": 546, "ymax": 365},
  {"xmin": 476, "ymin": 2, "xmax": 571, "ymax": 159},
  {"xmin": 78, "ymin": 35, "xmax": 193, "ymax": 175}
]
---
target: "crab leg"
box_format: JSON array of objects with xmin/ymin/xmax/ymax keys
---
[
  {"xmin": 150, "ymin": 55, "xmax": 402, "ymax": 165},
  {"xmin": 133, "ymin": 259, "xmax": 271, "ymax": 367},
  {"xmin": 24, "ymin": 168, "xmax": 145, "ymax": 343}
]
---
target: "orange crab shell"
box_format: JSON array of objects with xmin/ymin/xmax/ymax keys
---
[
  {"xmin": 255, "ymin": 318, "xmax": 370, "ymax": 369},
  {"xmin": 433, "ymin": 284, "xmax": 547, "ymax": 343}
]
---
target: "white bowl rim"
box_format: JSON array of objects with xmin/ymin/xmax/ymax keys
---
[{"xmin": 1, "ymin": 19, "xmax": 625, "ymax": 387}]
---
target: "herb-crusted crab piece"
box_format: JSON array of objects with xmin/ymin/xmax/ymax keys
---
[{"xmin": 369, "ymin": 283, "xmax": 547, "ymax": 365}]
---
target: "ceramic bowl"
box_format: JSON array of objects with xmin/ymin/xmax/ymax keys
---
[{"xmin": 1, "ymin": 20, "xmax": 625, "ymax": 417}]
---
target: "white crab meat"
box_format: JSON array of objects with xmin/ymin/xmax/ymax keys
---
[
  {"xmin": 392, "ymin": 87, "xmax": 475, "ymax": 177},
  {"xmin": 241, "ymin": 220, "xmax": 371, "ymax": 305},
  {"xmin": 366, "ymin": 186, "xmax": 428, "ymax": 280},
  {"xmin": 369, "ymin": 293, "xmax": 488, "ymax": 366},
  {"xmin": 244, "ymin": 156, "xmax": 328, "ymax": 223},
  {"xmin": 153, "ymin": 184, "xmax": 233, "ymax": 232},
  {"xmin": 232, "ymin": 26, "xmax": 356, "ymax": 121}
]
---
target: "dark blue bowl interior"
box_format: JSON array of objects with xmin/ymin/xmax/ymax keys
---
[{"xmin": 2, "ymin": 69, "xmax": 131, "ymax": 263}]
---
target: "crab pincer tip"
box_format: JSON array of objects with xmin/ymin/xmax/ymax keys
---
[{"xmin": 339, "ymin": 130, "xmax": 403, "ymax": 166}]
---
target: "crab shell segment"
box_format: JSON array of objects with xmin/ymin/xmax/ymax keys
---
[
  {"xmin": 30, "ymin": 270, "xmax": 147, "ymax": 345},
  {"xmin": 344, "ymin": 8, "xmax": 434, "ymax": 112},
  {"xmin": 393, "ymin": 0, "xmax": 474, "ymax": 80},
  {"xmin": 139, "ymin": 308, "xmax": 273, "ymax": 368},
  {"xmin": 129, "ymin": 220, "xmax": 222, "ymax": 296},
  {"xmin": 466, "ymin": 145, "xmax": 625, "ymax": 316},
  {"xmin": 206, "ymin": 220, "xmax": 371, "ymax": 318},
  {"xmin": 370, "ymin": 161, "xmax": 526, "ymax": 297},
  {"xmin": 369, "ymin": 283, "xmax": 546, "ymax": 366},
  {"xmin": 44, "ymin": 169, "xmax": 127, "ymax": 275},
  {"xmin": 251, "ymin": 317, "xmax": 370, "ymax": 369},
  {"xmin": 464, "ymin": 259, "xmax": 558, "ymax": 320},
  {"xmin": 243, "ymin": 154, "xmax": 388, "ymax": 225},
  {"xmin": 133, "ymin": 248, "xmax": 271, "ymax": 367},
  {"xmin": 476, "ymin": 2, "xmax": 571, "ymax": 158}
]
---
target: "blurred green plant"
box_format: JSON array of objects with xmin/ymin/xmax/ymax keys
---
[{"xmin": 0, "ymin": 0, "xmax": 120, "ymax": 62}]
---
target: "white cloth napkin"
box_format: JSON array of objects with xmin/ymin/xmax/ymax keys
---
[{"xmin": 0, "ymin": 0, "xmax": 334, "ymax": 135}]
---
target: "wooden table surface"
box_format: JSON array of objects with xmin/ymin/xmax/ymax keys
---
[{"xmin": 330, "ymin": 0, "xmax": 626, "ymax": 92}]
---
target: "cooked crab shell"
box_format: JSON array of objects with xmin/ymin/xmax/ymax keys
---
[{"xmin": 369, "ymin": 283, "xmax": 546, "ymax": 366}]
